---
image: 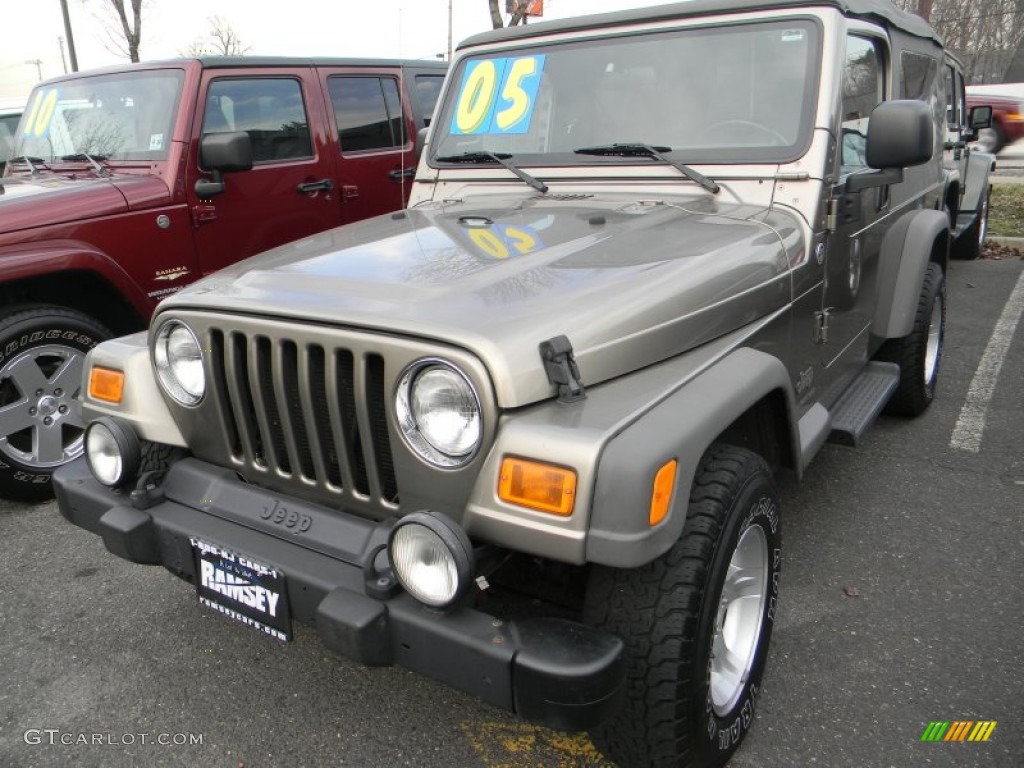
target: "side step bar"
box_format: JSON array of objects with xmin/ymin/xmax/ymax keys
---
[{"xmin": 827, "ymin": 361, "xmax": 900, "ymax": 446}]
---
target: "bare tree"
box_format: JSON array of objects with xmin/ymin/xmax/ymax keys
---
[
  {"xmin": 89, "ymin": 0, "xmax": 143, "ymax": 63},
  {"xmin": 487, "ymin": 0, "xmax": 531, "ymax": 29},
  {"xmin": 893, "ymin": 0, "xmax": 1024, "ymax": 83},
  {"xmin": 208, "ymin": 16, "xmax": 251, "ymax": 56},
  {"xmin": 181, "ymin": 16, "xmax": 251, "ymax": 58}
]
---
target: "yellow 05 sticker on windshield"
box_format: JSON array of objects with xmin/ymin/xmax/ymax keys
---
[{"xmin": 450, "ymin": 55, "xmax": 546, "ymax": 136}]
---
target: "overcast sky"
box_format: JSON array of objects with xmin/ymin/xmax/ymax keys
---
[{"xmin": 0, "ymin": 0, "xmax": 677, "ymax": 101}]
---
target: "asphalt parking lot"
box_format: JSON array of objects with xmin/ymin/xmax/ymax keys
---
[{"xmin": 0, "ymin": 257, "xmax": 1021, "ymax": 768}]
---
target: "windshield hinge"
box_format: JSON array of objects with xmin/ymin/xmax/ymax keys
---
[
  {"xmin": 825, "ymin": 198, "xmax": 839, "ymax": 233},
  {"xmin": 539, "ymin": 335, "xmax": 586, "ymax": 403}
]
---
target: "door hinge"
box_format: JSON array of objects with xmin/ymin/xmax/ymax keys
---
[
  {"xmin": 825, "ymin": 197, "xmax": 839, "ymax": 233},
  {"xmin": 815, "ymin": 308, "xmax": 832, "ymax": 344}
]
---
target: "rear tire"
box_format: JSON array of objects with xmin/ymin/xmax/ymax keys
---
[
  {"xmin": 584, "ymin": 445, "xmax": 780, "ymax": 768},
  {"xmin": 0, "ymin": 306, "xmax": 111, "ymax": 501},
  {"xmin": 876, "ymin": 262, "xmax": 945, "ymax": 417},
  {"xmin": 952, "ymin": 185, "xmax": 990, "ymax": 261}
]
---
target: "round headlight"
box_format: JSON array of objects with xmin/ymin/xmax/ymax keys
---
[
  {"xmin": 154, "ymin": 320, "xmax": 206, "ymax": 406},
  {"xmin": 388, "ymin": 511, "xmax": 474, "ymax": 608},
  {"xmin": 395, "ymin": 362, "xmax": 481, "ymax": 467},
  {"xmin": 85, "ymin": 417, "xmax": 141, "ymax": 488}
]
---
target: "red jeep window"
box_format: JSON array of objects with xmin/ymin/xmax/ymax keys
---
[
  {"xmin": 202, "ymin": 78, "xmax": 313, "ymax": 164},
  {"xmin": 328, "ymin": 76, "xmax": 407, "ymax": 152}
]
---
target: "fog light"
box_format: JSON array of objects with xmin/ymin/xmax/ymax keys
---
[
  {"xmin": 388, "ymin": 511, "xmax": 474, "ymax": 608},
  {"xmin": 85, "ymin": 417, "xmax": 141, "ymax": 489}
]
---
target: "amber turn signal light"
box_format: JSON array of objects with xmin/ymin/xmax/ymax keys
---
[
  {"xmin": 498, "ymin": 457, "xmax": 576, "ymax": 516},
  {"xmin": 88, "ymin": 367, "xmax": 125, "ymax": 404},
  {"xmin": 649, "ymin": 459, "xmax": 677, "ymax": 526}
]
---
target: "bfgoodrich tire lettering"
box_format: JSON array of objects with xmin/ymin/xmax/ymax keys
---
[
  {"xmin": 0, "ymin": 306, "xmax": 112, "ymax": 501},
  {"xmin": 584, "ymin": 445, "xmax": 780, "ymax": 768}
]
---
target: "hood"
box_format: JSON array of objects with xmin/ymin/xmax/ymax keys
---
[
  {"xmin": 164, "ymin": 192, "xmax": 799, "ymax": 407},
  {"xmin": 0, "ymin": 173, "xmax": 170, "ymax": 234}
]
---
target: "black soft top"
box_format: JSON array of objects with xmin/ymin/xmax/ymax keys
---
[{"xmin": 459, "ymin": 0, "xmax": 938, "ymax": 49}]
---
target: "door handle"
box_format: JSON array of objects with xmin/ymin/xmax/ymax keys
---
[
  {"xmin": 297, "ymin": 179, "xmax": 334, "ymax": 194},
  {"xmin": 388, "ymin": 167, "xmax": 416, "ymax": 180}
]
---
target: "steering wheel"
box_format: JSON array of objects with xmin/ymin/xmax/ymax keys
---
[{"xmin": 702, "ymin": 120, "xmax": 789, "ymax": 146}]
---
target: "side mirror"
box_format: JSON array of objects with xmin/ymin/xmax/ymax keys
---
[
  {"xmin": 195, "ymin": 131, "xmax": 253, "ymax": 197},
  {"xmin": 968, "ymin": 104, "xmax": 993, "ymax": 131},
  {"xmin": 414, "ymin": 126, "xmax": 430, "ymax": 159},
  {"xmin": 847, "ymin": 100, "xmax": 933, "ymax": 192}
]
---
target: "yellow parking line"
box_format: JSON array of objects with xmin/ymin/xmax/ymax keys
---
[{"xmin": 461, "ymin": 721, "xmax": 614, "ymax": 767}]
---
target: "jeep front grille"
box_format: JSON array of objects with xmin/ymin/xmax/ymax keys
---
[{"xmin": 208, "ymin": 329, "xmax": 399, "ymax": 508}]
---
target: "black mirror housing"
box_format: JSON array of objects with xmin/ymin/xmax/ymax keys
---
[
  {"xmin": 968, "ymin": 104, "xmax": 993, "ymax": 131},
  {"xmin": 199, "ymin": 131, "xmax": 254, "ymax": 173},
  {"xmin": 865, "ymin": 100, "xmax": 934, "ymax": 170}
]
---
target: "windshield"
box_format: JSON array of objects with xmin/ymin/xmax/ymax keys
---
[
  {"xmin": 14, "ymin": 69, "xmax": 184, "ymax": 163},
  {"xmin": 431, "ymin": 19, "xmax": 821, "ymax": 166}
]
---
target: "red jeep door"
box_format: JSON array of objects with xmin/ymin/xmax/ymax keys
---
[
  {"xmin": 320, "ymin": 68, "xmax": 418, "ymax": 222},
  {"xmin": 188, "ymin": 68, "xmax": 341, "ymax": 275}
]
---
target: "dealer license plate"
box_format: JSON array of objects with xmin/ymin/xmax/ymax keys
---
[{"xmin": 191, "ymin": 538, "xmax": 292, "ymax": 641}]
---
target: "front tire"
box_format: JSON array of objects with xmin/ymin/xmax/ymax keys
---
[
  {"xmin": 0, "ymin": 306, "xmax": 112, "ymax": 501},
  {"xmin": 876, "ymin": 262, "xmax": 945, "ymax": 417},
  {"xmin": 584, "ymin": 445, "xmax": 781, "ymax": 768}
]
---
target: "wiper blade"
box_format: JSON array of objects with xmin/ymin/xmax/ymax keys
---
[
  {"xmin": 8, "ymin": 156, "xmax": 47, "ymax": 175},
  {"xmin": 435, "ymin": 151, "xmax": 548, "ymax": 194},
  {"xmin": 574, "ymin": 143, "xmax": 720, "ymax": 194},
  {"xmin": 60, "ymin": 152, "xmax": 111, "ymax": 177}
]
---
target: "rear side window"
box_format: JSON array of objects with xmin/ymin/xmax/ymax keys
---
[
  {"xmin": 202, "ymin": 78, "xmax": 312, "ymax": 163},
  {"xmin": 901, "ymin": 51, "xmax": 938, "ymax": 101},
  {"xmin": 414, "ymin": 74, "xmax": 445, "ymax": 125},
  {"xmin": 328, "ymin": 76, "xmax": 407, "ymax": 152}
]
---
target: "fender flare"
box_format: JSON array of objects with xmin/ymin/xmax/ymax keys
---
[
  {"xmin": 0, "ymin": 239, "xmax": 151, "ymax": 319},
  {"xmin": 872, "ymin": 208, "xmax": 948, "ymax": 340},
  {"xmin": 586, "ymin": 347, "xmax": 797, "ymax": 568}
]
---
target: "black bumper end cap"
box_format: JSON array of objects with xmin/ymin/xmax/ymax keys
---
[
  {"xmin": 98, "ymin": 506, "xmax": 162, "ymax": 565},
  {"xmin": 512, "ymin": 618, "xmax": 626, "ymax": 731},
  {"xmin": 317, "ymin": 587, "xmax": 393, "ymax": 666}
]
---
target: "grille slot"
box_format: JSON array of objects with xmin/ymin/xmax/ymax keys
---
[{"xmin": 208, "ymin": 330, "xmax": 399, "ymax": 508}]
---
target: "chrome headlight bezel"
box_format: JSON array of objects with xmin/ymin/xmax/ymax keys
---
[
  {"xmin": 394, "ymin": 359, "xmax": 482, "ymax": 468},
  {"xmin": 153, "ymin": 319, "xmax": 206, "ymax": 406}
]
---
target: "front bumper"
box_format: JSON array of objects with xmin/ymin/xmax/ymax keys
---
[{"xmin": 53, "ymin": 456, "xmax": 624, "ymax": 731}]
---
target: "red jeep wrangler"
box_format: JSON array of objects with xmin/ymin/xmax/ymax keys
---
[{"xmin": 0, "ymin": 56, "xmax": 446, "ymax": 499}]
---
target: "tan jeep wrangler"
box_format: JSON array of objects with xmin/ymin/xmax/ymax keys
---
[{"xmin": 55, "ymin": 1, "xmax": 987, "ymax": 765}]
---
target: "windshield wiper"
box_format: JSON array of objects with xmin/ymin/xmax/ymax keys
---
[
  {"xmin": 435, "ymin": 151, "xmax": 548, "ymax": 194},
  {"xmin": 574, "ymin": 143, "xmax": 720, "ymax": 194},
  {"xmin": 8, "ymin": 156, "xmax": 47, "ymax": 175},
  {"xmin": 60, "ymin": 152, "xmax": 111, "ymax": 177}
]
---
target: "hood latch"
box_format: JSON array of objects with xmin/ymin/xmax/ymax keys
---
[{"xmin": 539, "ymin": 335, "xmax": 586, "ymax": 403}]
